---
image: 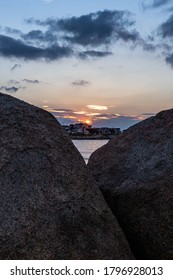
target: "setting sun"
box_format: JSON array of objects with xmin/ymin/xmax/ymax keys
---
[{"xmin": 85, "ymin": 120, "xmax": 92, "ymax": 125}]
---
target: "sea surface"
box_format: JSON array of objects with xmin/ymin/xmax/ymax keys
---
[{"xmin": 72, "ymin": 139, "xmax": 109, "ymax": 164}]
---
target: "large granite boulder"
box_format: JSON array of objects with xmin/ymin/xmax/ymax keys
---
[
  {"xmin": 88, "ymin": 109, "xmax": 173, "ymax": 259},
  {"xmin": 0, "ymin": 93, "xmax": 133, "ymax": 259}
]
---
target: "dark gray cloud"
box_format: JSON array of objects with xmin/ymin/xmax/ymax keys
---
[
  {"xmin": 0, "ymin": 34, "xmax": 73, "ymax": 60},
  {"xmin": 0, "ymin": 86, "xmax": 21, "ymax": 93},
  {"xmin": 79, "ymin": 50, "xmax": 112, "ymax": 59},
  {"xmin": 54, "ymin": 108, "xmax": 73, "ymax": 112},
  {"xmin": 165, "ymin": 53, "xmax": 173, "ymax": 67},
  {"xmin": 21, "ymin": 30, "xmax": 57, "ymax": 44},
  {"xmin": 159, "ymin": 15, "xmax": 173, "ymax": 38},
  {"xmin": 157, "ymin": 15, "xmax": 173, "ymax": 67},
  {"xmin": 142, "ymin": 42, "xmax": 156, "ymax": 52},
  {"xmin": 0, "ymin": 80, "xmax": 27, "ymax": 93},
  {"xmin": 11, "ymin": 63, "xmax": 21, "ymax": 71},
  {"xmin": 142, "ymin": 0, "xmax": 172, "ymax": 9},
  {"xmin": 7, "ymin": 79, "xmax": 20, "ymax": 85},
  {"xmin": 25, "ymin": 10, "xmax": 159, "ymax": 59},
  {"xmin": 132, "ymin": 36, "xmax": 157, "ymax": 52},
  {"xmin": 72, "ymin": 80, "xmax": 91, "ymax": 87},
  {"xmin": 22, "ymin": 30, "xmax": 44, "ymax": 40},
  {"xmin": 152, "ymin": 0, "xmax": 171, "ymax": 8},
  {"xmin": 23, "ymin": 79, "xmax": 40, "ymax": 84},
  {"xmin": 58, "ymin": 10, "xmax": 138, "ymax": 46},
  {"xmin": 26, "ymin": 10, "xmax": 139, "ymax": 47},
  {"xmin": 161, "ymin": 43, "xmax": 172, "ymax": 51},
  {"xmin": 92, "ymin": 113, "xmax": 116, "ymax": 119},
  {"xmin": 4, "ymin": 27, "xmax": 22, "ymax": 36},
  {"xmin": 0, "ymin": 10, "xmax": 156, "ymax": 62}
]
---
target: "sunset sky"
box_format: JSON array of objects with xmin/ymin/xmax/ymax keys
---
[{"xmin": 1, "ymin": 0, "xmax": 173, "ymax": 129}]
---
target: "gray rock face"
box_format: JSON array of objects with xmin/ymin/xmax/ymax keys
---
[
  {"xmin": 88, "ymin": 109, "xmax": 173, "ymax": 259},
  {"xmin": 0, "ymin": 93, "xmax": 133, "ymax": 260}
]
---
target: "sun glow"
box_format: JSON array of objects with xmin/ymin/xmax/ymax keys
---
[{"xmin": 85, "ymin": 119, "xmax": 92, "ymax": 125}]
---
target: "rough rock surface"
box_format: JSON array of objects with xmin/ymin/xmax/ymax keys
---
[
  {"xmin": 88, "ymin": 109, "xmax": 173, "ymax": 259},
  {"xmin": 0, "ymin": 93, "xmax": 134, "ymax": 260}
]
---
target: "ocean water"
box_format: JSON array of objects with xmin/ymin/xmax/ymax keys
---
[{"xmin": 72, "ymin": 139, "xmax": 109, "ymax": 164}]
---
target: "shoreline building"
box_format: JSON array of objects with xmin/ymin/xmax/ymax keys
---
[{"xmin": 62, "ymin": 123, "xmax": 121, "ymax": 138}]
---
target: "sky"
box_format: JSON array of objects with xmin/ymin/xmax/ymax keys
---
[{"xmin": 1, "ymin": 0, "xmax": 173, "ymax": 129}]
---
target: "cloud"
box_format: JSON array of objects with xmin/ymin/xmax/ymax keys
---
[
  {"xmin": 152, "ymin": 0, "xmax": 171, "ymax": 8},
  {"xmin": 52, "ymin": 110, "xmax": 143, "ymax": 130},
  {"xmin": 0, "ymin": 34, "xmax": 73, "ymax": 60},
  {"xmin": 93, "ymin": 116, "xmax": 141, "ymax": 130},
  {"xmin": 141, "ymin": 41, "xmax": 156, "ymax": 52},
  {"xmin": 142, "ymin": 112, "xmax": 156, "ymax": 116},
  {"xmin": 25, "ymin": 10, "xmax": 159, "ymax": 60},
  {"xmin": 159, "ymin": 15, "xmax": 173, "ymax": 38},
  {"xmin": 0, "ymin": 79, "xmax": 26, "ymax": 93},
  {"xmin": 21, "ymin": 30, "xmax": 45, "ymax": 41},
  {"xmin": 0, "ymin": 10, "xmax": 155, "ymax": 62},
  {"xmin": 42, "ymin": 106, "xmax": 77, "ymax": 120},
  {"xmin": 23, "ymin": 79, "xmax": 40, "ymax": 84},
  {"xmin": 165, "ymin": 53, "xmax": 173, "ymax": 67},
  {"xmin": 142, "ymin": 0, "xmax": 172, "ymax": 9},
  {"xmin": 58, "ymin": 10, "xmax": 138, "ymax": 46},
  {"xmin": 95, "ymin": 113, "xmax": 120, "ymax": 118},
  {"xmin": 21, "ymin": 30, "xmax": 57, "ymax": 44},
  {"xmin": 85, "ymin": 112, "xmax": 101, "ymax": 116},
  {"xmin": 87, "ymin": 105, "xmax": 108, "ymax": 110},
  {"xmin": 28, "ymin": 10, "xmax": 138, "ymax": 47},
  {"xmin": 54, "ymin": 118, "xmax": 76, "ymax": 125},
  {"xmin": 52, "ymin": 113, "xmax": 77, "ymax": 120},
  {"xmin": 54, "ymin": 108, "xmax": 73, "ymax": 112},
  {"xmin": 79, "ymin": 50, "xmax": 112, "ymax": 59},
  {"xmin": 0, "ymin": 86, "xmax": 21, "ymax": 93},
  {"xmin": 43, "ymin": 107, "xmax": 74, "ymax": 115},
  {"xmin": 157, "ymin": 15, "xmax": 173, "ymax": 67},
  {"xmin": 74, "ymin": 111, "xmax": 87, "ymax": 114},
  {"xmin": 7, "ymin": 79, "xmax": 20, "ymax": 85},
  {"xmin": 4, "ymin": 27, "xmax": 22, "ymax": 36},
  {"xmin": 72, "ymin": 80, "xmax": 91, "ymax": 87},
  {"xmin": 11, "ymin": 64, "xmax": 21, "ymax": 71},
  {"xmin": 42, "ymin": 103, "xmax": 151, "ymax": 130}
]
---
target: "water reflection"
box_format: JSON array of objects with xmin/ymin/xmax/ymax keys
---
[{"xmin": 72, "ymin": 139, "xmax": 108, "ymax": 164}]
